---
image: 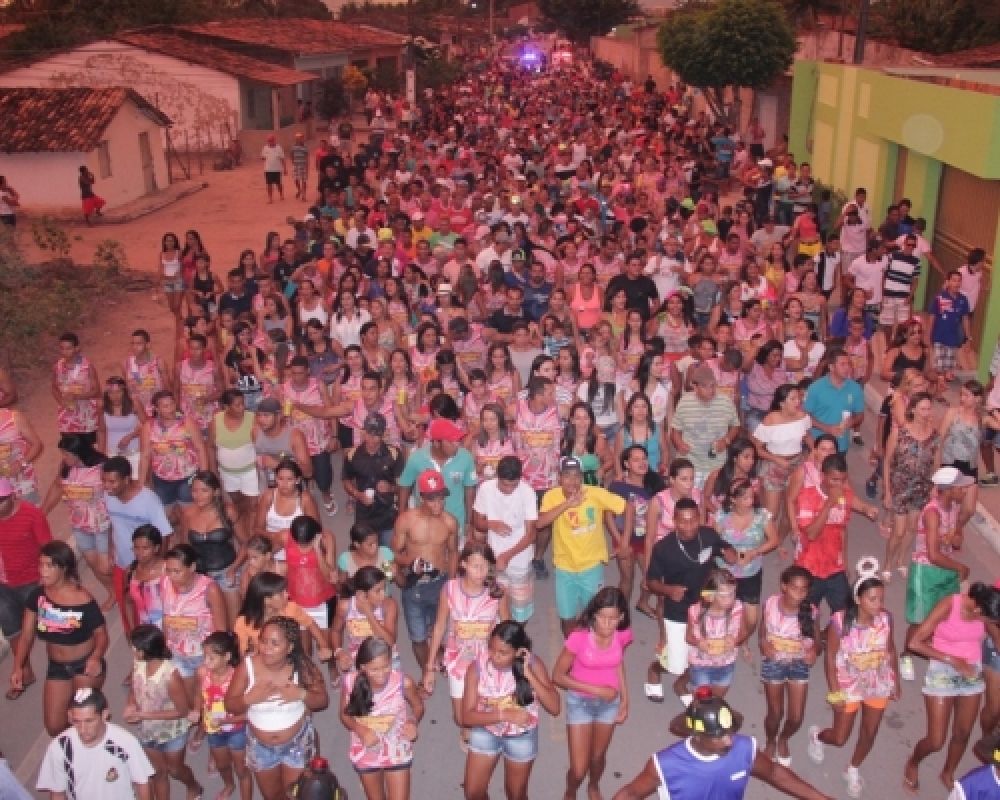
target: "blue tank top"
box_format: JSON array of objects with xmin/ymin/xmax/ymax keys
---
[
  {"xmin": 624, "ymin": 423, "xmax": 662, "ymax": 472},
  {"xmin": 654, "ymin": 735, "xmax": 754, "ymax": 800},
  {"xmin": 957, "ymin": 765, "xmax": 1000, "ymax": 800}
]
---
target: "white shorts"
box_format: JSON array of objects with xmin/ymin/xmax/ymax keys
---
[
  {"xmin": 220, "ymin": 467, "xmax": 260, "ymax": 497},
  {"xmin": 661, "ymin": 619, "xmax": 690, "ymax": 676},
  {"xmin": 879, "ymin": 297, "xmax": 912, "ymax": 326},
  {"xmin": 301, "ymin": 601, "xmax": 330, "ymax": 630},
  {"xmin": 448, "ymin": 672, "xmax": 465, "ymax": 699}
]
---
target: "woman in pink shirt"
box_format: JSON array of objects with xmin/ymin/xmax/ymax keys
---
[{"xmin": 552, "ymin": 587, "xmax": 632, "ymax": 800}]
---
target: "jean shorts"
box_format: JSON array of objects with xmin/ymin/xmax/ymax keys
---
[
  {"xmin": 689, "ymin": 662, "xmax": 736, "ymax": 691},
  {"xmin": 142, "ymin": 732, "xmax": 188, "ymax": 753},
  {"xmin": 923, "ymin": 659, "xmax": 985, "ymax": 698},
  {"xmin": 247, "ymin": 717, "xmax": 315, "ymax": 772},
  {"xmin": 172, "ymin": 653, "xmax": 205, "ymax": 678},
  {"xmin": 984, "ymin": 636, "xmax": 1000, "ymax": 673},
  {"xmin": 152, "ymin": 474, "xmax": 194, "ymax": 508},
  {"xmin": 207, "ymin": 727, "xmax": 248, "ymax": 751},
  {"xmin": 760, "ymin": 658, "xmax": 811, "ymax": 684},
  {"xmin": 400, "ymin": 573, "xmax": 446, "ymax": 643},
  {"xmin": 74, "ymin": 528, "xmax": 109, "ymax": 555},
  {"xmin": 554, "ymin": 565, "xmax": 604, "ymax": 621},
  {"xmin": 206, "ymin": 566, "xmax": 239, "ymax": 592},
  {"xmin": 468, "ymin": 725, "xmax": 538, "ymax": 763},
  {"xmin": 565, "ymin": 689, "xmax": 620, "ymax": 726}
]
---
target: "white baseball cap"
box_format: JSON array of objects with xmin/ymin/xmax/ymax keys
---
[{"xmin": 931, "ymin": 467, "xmax": 975, "ymax": 488}]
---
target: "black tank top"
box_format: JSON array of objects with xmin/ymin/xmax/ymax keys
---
[{"xmin": 188, "ymin": 527, "xmax": 236, "ymax": 573}]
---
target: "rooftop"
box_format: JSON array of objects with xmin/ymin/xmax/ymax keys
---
[
  {"xmin": 176, "ymin": 19, "xmax": 408, "ymax": 55},
  {"xmin": 0, "ymin": 87, "xmax": 171, "ymax": 154},
  {"xmin": 116, "ymin": 31, "xmax": 315, "ymax": 86}
]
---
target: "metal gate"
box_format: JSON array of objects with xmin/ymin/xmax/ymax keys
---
[{"xmin": 930, "ymin": 165, "xmax": 1000, "ymax": 352}]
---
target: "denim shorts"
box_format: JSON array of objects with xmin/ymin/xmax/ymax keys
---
[
  {"xmin": 142, "ymin": 732, "xmax": 188, "ymax": 753},
  {"xmin": 565, "ymin": 689, "xmax": 620, "ymax": 726},
  {"xmin": 923, "ymin": 659, "xmax": 985, "ymax": 698},
  {"xmin": 172, "ymin": 653, "xmax": 205, "ymax": 678},
  {"xmin": 984, "ymin": 636, "xmax": 1000, "ymax": 673},
  {"xmin": 247, "ymin": 717, "xmax": 315, "ymax": 772},
  {"xmin": 206, "ymin": 566, "xmax": 240, "ymax": 592},
  {"xmin": 152, "ymin": 474, "xmax": 194, "ymax": 507},
  {"xmin": 689, "ymin": 662, "xmax": 736, "ymax": 691},
  {"xmin": 468, "ymin": 725, "xmax": 538, "ymax": 763},
  {"xmin": 760, "ymin": 658, "xmax": 811, "ymax": 684},
  {"xmin": 400, "ymin": 573, "xmax": 446, "ymax": 643},
  {"xmin": 207, "ymin": 727, "xmax": 248, "ymax": 751},
  {"xmin": 74, "ymin": 528, "xmax": 109, "ymax": 555},
  {"xmin": 554, "ymin": 565, "xmax": 604, "ymax": 621}
]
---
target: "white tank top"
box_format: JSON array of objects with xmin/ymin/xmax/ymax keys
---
[
  {"xmin": 299, "ymin": 300, "xmax": 329, "ymax": 330},
  {"xmin": 245, "ymin": 656, "xmax": 306, "ymax": 731},
  {"xmin": 266, "ymin": 493, "xmax": 303, "ymax": 562},
  {"xmin": 162, "ymin": 252, "xmax": 181, "ymax": 278}
]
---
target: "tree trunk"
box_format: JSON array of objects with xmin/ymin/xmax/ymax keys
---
[
  {"xmin": 704, "ymin": 88, "xmax": 727, "ymax": 123},
  {"xmin": 731, "ymin": 84, "xmax": 743, "ymax": 130}
]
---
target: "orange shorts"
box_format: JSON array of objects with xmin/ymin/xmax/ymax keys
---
[{"xmin": 842, "ymin": 697, "xmax": 889, "ymax": 713}]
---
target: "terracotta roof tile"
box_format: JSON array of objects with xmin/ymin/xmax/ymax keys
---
[
  {"xmin": 0, "ymin": 87, "xmax": 170, "ymax": 153},
  {"xmin": 176, "ymin": 19, "xmax": 407, "ymax": 55},
  {"xmin": 116, "ymin": 32, "xmax": 316, "ymax": 86}
]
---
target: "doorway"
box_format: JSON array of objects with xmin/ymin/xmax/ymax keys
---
[{"xmin": 138, "ymin": 132, "xmax": 156, "ymax": 195}]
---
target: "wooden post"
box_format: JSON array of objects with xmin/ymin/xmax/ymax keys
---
[{"xmin": 196, "ymin": 130, "xmax": 203, "ymax": 174}]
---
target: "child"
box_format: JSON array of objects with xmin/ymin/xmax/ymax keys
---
[
  {"xmin": 234, "ymin": 571, "xmax": 332, "ymax": 659},
  {"xmin": 542, "ymin": 316, "xmax": 571, "ymax": 358},
  {"xmin": 340, "ymin": 636, "xmax": 424, "ymax": 800},
  {"xmin": 276, "ymin": 515, "xmax": 337, "ymax": 649},
  {"xmin": 685, "ymin": 569, "xmax": 747, "ymax": 702},
  {"xmin": 337, "ymin": 523, "xmax": 395, "ymax": 583},
  {"xmin": 461, "ymin": 622, "xmax": 561, "ymax": 800},
  {"xmin": 808, "ymin": 561, "xmax": 899, "ymax": 798},
  {"xmin": 422, "ymin": 543, "xmax": 510, "ymax": 749},
  {"xmin": 124, "ymin": 524, "xmax": 165, "ymax": 633},
  {"xmin": 331, "ymin": 565, "xmax": 400, "ymax": 675},
  {"xmin": 191, "ymin": 632, "xmax": 251, "ymax": 800},
  {"xmin": 461, "ymin": 369, "xmax": 497, "ymax": 433},
  {"xmin": 123, "ymin": 625, "xmax": 202, "ymax": 800},
  {"xmin": 760, "ymin": 566, "xmax": 818, "ymax": 767}
]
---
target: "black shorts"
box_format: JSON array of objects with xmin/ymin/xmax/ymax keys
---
[
  {"xmin": 47, "ymin": 653, "xmax": 107, "ymax": 681},
  {"xmin": 735, "ymin": 570, "xmax": 763, "ymax": 605},
  {"xmin": 265, "ymin": 171, "xmax": 282, "ymax": 186},
  {"xmin": 0, "ymin": 582, "xmax": 37, "ymax": 637},
  {"xmin": 809, "ymin": 571, "xmax": 849, "ymax": 615},
  {"xmin": 946, "ymin": 459, "xmax": 979, "ymax": 481}
]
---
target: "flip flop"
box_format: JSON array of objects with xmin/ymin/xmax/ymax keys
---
[
  {"xmin": 644, "ymin": 682, "xmax": 664, "ymax": 703},
  {"xmin": 5, "ymin": 679, "xmax": 34, "ymax": 700}
]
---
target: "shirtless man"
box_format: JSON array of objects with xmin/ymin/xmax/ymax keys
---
[{"xmin": 391, "ymin": 468, "xmax": 459, "ymax": 668}]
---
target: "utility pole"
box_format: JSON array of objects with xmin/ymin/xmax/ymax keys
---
[
  {"xmin": 489, "ymin": 0, "xmax": 494, "ymax": 53},
  {"xmin": 853, "ymin": 0, "xmax": 870, "ymax": 65}
]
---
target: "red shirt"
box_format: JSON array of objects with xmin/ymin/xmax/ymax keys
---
[
  {"xmin": 0, "ymin": 502, "xmax": 53, "ymax": 585},
  {"xmin": 794, "ymin": 484, "xmax": 851, "ymax": 579}
]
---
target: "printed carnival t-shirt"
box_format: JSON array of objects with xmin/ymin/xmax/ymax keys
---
[{"xmin": 541, "ymin": 486, "xmax": 625, "ymax": 573}]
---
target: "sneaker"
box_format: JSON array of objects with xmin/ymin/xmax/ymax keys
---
[
  {"xmin": 982, "ymin": 473, "xmax": 1000, "ymax": 487},
  {"xmin": 852, "ymin": 432, "xmax": 864, "ymax": 446},
  {"xmin": 807, "ymin": 725, "xmax": 824, "ymax": 764},
  {"xmin": 531, "ymin": 558, "xmax": 550, "ymax": 580},
  {"xmin": 900, "ymin": 655, "xmax": 915, "ymax": 681},
  {"xmin": 845, "ymin": 766, "xmax": 864, "ymax": 798}
]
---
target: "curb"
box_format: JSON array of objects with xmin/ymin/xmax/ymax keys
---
[{"xmin": 864, "ymin": 381, "xmax": 1000, "ymax": 556}]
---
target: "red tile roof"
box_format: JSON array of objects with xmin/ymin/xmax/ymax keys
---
[
  {"xmin": 177, "ymin": 19, "xmax": 408, "ymax": 55},
  {"xmin": 117, "ymin": 32, "xmax": 316, "ymax": 86},
  {"xmin": 0, "ymin": 87, "xmax": 170, "ymax": 154},
  {"xmin": 933, "ymin": 43, "xmax": 1000, "ymax": 68}
]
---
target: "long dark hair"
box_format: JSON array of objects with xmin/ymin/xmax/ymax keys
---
[
  {"xmin": 41, "ymin": 541, "xmax": 80, "ymax": 584},
  {"xmin": 576, "ymin": 586, "xmax": 630, "ymax": 632},
  {"xmin": 191, "ymin": 470, "xmax": 235, "ymax": 536},
  {"xmin": 779, "ymin": 566, "xmax": 815, "ymax": 641},
  {"xmin": 562, "ymin": 401, "xmax": 598, "ymax": 457},
  {"xmin": 239, "ymin": 571, "xmax": 287, "ymax": 629},
  {"xmin": 476, "ymin": 402, "xmax": 510, "ymax": 448},
  {"xmin": 584, "ymin": 367, "xmax": 615, "ymax": 417},
  {"xmin": 129, "ymin": 624, "xmax": 172, "ymax": 661},
  {"xmin": 622, "ymin": 392, "xmax": 655, "ymax": 439},
  {"xmin": 713, "ymin": 437, "xmax": 758, "ymax": 499},
  {"xmin": 58, "ymin": 433, "xmax": 107, "ymax": 478},
  {"xmin": 344, "ymin": 636, "xmax": 394, "ymax": 717},
  {"xmin": 491, "ymin": 621, "xmax": 535, "ymax": 707},
  {"xmin": 842, "ymin": 575, "xmax": 884, "ymax": 636},
  {"xmin": 102, "ymin": 377, "xmax": 136, "ymax": 416},
  {"xmin": 259, "ymin": 615, "xmax": 321, "ymax": 687},
  {"xmin": 620, "ymin": 444, "xmax": 666, "ymax": 494},
  {"xmin": 340, "ymin": 565, "xmax": 386, "ymax": 599}
]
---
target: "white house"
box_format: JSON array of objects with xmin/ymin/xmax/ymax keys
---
[{"xmin": 0, "ymin": 87, "xmax": 171, "ymax": 213}]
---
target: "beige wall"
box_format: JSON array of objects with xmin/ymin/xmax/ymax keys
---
[
  {"xmin": 1, "ymin": 152, "xmax": 84, "ymax": 213},
  {"xmin": 87, "ymin": 100, "xmax": 170, "ymax": 208},
  {"xmin": 591, "ymin": 36, "xmax": 674, "ymax": 88}
]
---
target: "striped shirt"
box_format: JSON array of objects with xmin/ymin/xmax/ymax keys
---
[
  {"xmin": 883, "ymin": 251, "xmax": 921, "ymax": 299},
  {"xmin": 670, "ymin": 393, "xmax": 740, "ymax": 473}
]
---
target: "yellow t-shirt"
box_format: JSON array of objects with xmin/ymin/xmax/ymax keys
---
[{"xmin": 541, "ymin": 486, "xmax": 626, "ymax": 573}]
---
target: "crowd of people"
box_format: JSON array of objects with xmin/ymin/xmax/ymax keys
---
[{"xmin": 3, "ymin": 47, "xmax": 1000, "ymax": 800}]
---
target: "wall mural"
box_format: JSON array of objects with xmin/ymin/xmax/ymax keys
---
[{"xmin": 47, "ymin": 51, "xmax": 239, "ymax": 145}]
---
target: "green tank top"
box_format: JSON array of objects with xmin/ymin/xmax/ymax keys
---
[{"xmin": 214, "ymin": 411, "xmax": 255, "ymax": 473}]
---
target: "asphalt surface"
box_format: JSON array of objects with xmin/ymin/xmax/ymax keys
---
[{"xmin": 4, "ymin": 410, "xmax": 997, "ymax": 800}]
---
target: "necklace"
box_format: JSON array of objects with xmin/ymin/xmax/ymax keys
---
[{"xmin": 676, "ymin": 531, "xmax": 704, "ymax": 563}]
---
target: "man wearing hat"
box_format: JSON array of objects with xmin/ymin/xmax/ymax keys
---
[
  {"xmin": 398, "ymin": 418, "xmax": 477, "ymax": 542},
  {"xmin": 612, "ymin": 688, "xmax": 832, "ymax": 799},
  {"xmin": 538, "ymin": 456, "xmax": 626, "ymax": 636},
  {"xmin": 260, "ymin": 134, "xmax": 287, "ymax": 203},
  {"xmin": 904, "ymin": 466, "xmax": 973, "ymax": 632},
  {"xmin": 391, "ymin": 467, "xmax": 460, "ymax": 668},
  {"xmin": 670, "ymin": 365, "xmax": 740, "ymax": 488},
  {"xmin": 343, "ymin": 412, "xmax": 404, "ymax": 548}
]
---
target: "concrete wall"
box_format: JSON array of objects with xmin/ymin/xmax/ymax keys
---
[
  {"xmin": 795, "ymin": 30, "xmax": 926, "ymax": 68},
  {"xmin": 591, "ymin": 35, "xmax": 673, "ymax": 88},
  {"xmin": 1, "ymin": 151, "xmax": 84, "ymax": 213},
  {"xmin": 86, "ymin": 100, "xmax": 170, "ymax": 208},
  {"xmin": 0, "ymin": 40, "xmax": 241, "ymax": 146}
]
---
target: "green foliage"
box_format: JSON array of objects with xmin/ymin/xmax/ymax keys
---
[
  {"xmin": 318, "ymin": 77, "xmax": 348, "ymax": 119},
  {"xmin": 31, "ymin": 217, "xmax": 70, "ymax": 261},
  {"xmin": 537, "ymin": 0, "xmax": 640, "ymax": 43},
  {"xmin": 365, "ymin": 64, "xmax": 401, "ymax": 94},
  {"xmin": 870, "ymin": 0, "xmax": 1000, "ymax": 55},
  {"xmin": 417, "ymin": 54, "xmax": 464, "ymax": 91}
]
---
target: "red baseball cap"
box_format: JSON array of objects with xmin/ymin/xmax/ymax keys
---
[
  {"xmin": 417, "ymin": 469, "xmax": 449, "ymax": 496},
  {"xmin": 427, "ymin": 418, "xmax": 464, "ymax": 442}
]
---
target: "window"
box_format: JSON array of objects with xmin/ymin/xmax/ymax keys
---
[
  {"xmin": 97, "ymin": 141, "xmax": 112, "ymax": 179},
  {"xmin": 246, "ymin": 87, "xmax": 256, "ymax": 119}
]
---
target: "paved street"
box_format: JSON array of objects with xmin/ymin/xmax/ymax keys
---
[{"xmin": 3, "ymin": 407, "xmax": 997, "ymax": 800}]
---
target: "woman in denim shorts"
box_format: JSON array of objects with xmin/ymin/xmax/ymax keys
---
[
  {"xmin": 552, "ymin": 588, "xmax": 632, "ymax": 800},
  {"xmin": 462, "ymin": 621, "xmax": 561, "ymax": 800},
  {"xmin": 225, "ymin": 617, "xmax": 329, "ymax": 800},
  {"xmin": 903, "ymin": 584, "xmax": 1000, "ymax": 792}
]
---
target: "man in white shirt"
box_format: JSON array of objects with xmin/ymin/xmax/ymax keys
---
[
  {"xmin": 37, "ymin": 688, "xmax": 156, "ymax": 800},
  {"xmin": 472, "ymin": 455, "xmax": 538, "ymax": 622},
  {"xmin": 836, "ymin": 188, "xmax": 872, "ymax": 268},
  {"xmin": 260, "ymin": 134, "xmax": 286, "ymax": 203},
  {"xmin": 475, "ymin": 229, "xmax": 513, "ymax": 276},
  {"xmin": 845, "ymin": 242, "xmax": 888, "ymax": 317},
  {"xmin": 645, "ymin": 235, "xmax": 686, "ymax": 299}
]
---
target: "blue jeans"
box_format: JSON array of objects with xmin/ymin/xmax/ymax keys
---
[
  {"xmin": 401, "ymin": 573, "xmax": 446, "ymax": 642},
  {"xmin": 247, "ymin": 718, "xmax": 315, "ymax": 772},
  {"xmin": 468, "ymin": 726, "xmax": 538, "ymax": 762},
  {"xmin": 152, "ymin": 474, "xmax": 194, "ymax": 507},
  {"xmin": 689, "ymin": 662, "xmax": 736, "ymax": 690},
  {"xmin": 311, "ymin": 452, "xmax": 333, "ymax": 494},
  {"xmin": 565, "ymin": 690, "xmax": 620, "ymax": 725},
  {"xmin": 207, "ymin": 727, "xmax": 248, "ymax": 751}
]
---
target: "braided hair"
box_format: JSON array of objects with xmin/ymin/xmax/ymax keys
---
[{"xmin": 260, "ymin": 615, "xmax": 321, "ymax": 688}]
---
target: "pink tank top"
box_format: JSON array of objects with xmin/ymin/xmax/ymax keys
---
[
  {"xmin": 913, "ymin": 497, "xmax": 958, "ymax": 566},
  {"xmin": 179, "ymin": 360, "xmax": 218, "ymax": 431},
  {"xmin": 0, "ymin": 411, "xmax": 36, "ymax": 498},
  {"xmin": 932, "ymin": 594, "xmax": 984, "ymax": 664},
  {"xmin": 55, "ymin": 357, "xmax": 99, "ymax": 434},
  {"xmin": 284, "ymin": 378, "xmax": 331, "ymax": 456},
  {"xmin": 570, "ymin": 283, "xmax": 601, "ymax": 330},
  {"xmin": 475, "ymin": 651, "xmax": 538, "ymax": 737},
  {"xmin": 149, "ymin": 417, "xmax": 199, "ymax": 481},
  {"xmin": 346, "ymin": 670, "xmax": 411, "ymax": 769},
  {"xmin": 162, "ymin": 574, "xmax": 214, "ymax": 658},
  {"xmin": 442, "ymin": 579, "xmax": 500, "ymax": 681}
]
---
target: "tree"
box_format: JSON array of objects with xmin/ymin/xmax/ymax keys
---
[
  {"xmin": 537, "ymin": 0, "xmax": 640, "ymax": 43},
  {"xmin": 870, "ymin": 0, "xmax": 1000, "ymax": 55},
  {"xmin": 657, "ymin": 0, "xmax": 796, "ymax": 125},
  {"xmin": 417, "ymin": 54, "xmax": 463, "ymax": 91}
]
